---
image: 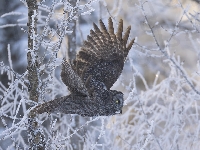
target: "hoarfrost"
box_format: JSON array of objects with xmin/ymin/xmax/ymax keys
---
[{"xmin": 0, "ymin": 0, "xmax": 200, "ymax": 149}]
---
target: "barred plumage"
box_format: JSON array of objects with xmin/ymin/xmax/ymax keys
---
[{"xmin": 30, "ymin": 17, "xmax": 134, "ymax": 117}]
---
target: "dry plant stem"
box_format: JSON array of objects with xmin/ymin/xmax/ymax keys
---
[
  {"xmin": 26, "ymin": 0, "xmax": 45, "ymax": 149},
  {"xmin": 140, "ymin": 2, "xmax": 200, "ymax": 96}
]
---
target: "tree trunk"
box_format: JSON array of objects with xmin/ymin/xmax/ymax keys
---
[{"xmin": 26, "ymin": 0, "xmax": 45, "ymax": 149}]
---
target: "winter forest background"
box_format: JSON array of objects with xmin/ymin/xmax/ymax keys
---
[{"xmin": 0, "ymin": 0, "xmax": 200, "ymax": 149}]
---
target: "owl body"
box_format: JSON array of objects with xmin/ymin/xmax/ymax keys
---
[
  {"xmin": 31, "ymin": 18, "xmax": 134, "ymax": 117},
  {"xmin": 81, "ymin": 59, "xmax": 124, "ymax": 90},
  {"xmin": 35, "ymin": 90, "xmax": 123, "ymax": 117}
]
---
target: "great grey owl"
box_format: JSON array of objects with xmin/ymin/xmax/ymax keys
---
[{"xmin": 30, "ymin": 17, "xmax": 134, "ymax": 117}]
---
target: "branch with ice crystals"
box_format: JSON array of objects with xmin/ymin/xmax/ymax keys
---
[
  {"xmin": 1, "ymin": 12, "xmax": 24, "ymax": 18},
  {"xmin": 178, "ymin": 0, "xmax": 199, "ymax": 33},
  {"xmin": 139, "ymin": 0, "xmax": 200, "ymax": 96},
  {"xmin": 0, "ymin": 61, "xmax": 28, "ymax": 108}
]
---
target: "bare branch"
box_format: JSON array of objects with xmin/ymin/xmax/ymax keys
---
[{"xmin": 140, "ymin": 1, "xmax": 200, "ymax": 96}]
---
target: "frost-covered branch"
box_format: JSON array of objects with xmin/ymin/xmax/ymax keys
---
[
  {"xmin": 139, "ymin": 1, "xmax": 200, "ymax": 96},
  {"xmin": 26, "ymin": 0, "xmax": 39, "ymax": 103},
  {"xmin": 26, "ymin": 0, "xmax": 45, "ymax": 149}
]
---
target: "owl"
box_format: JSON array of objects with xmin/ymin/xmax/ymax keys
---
[{"xmin": 30, "ymin": 17, "xmax": 134, "ymax": 117}]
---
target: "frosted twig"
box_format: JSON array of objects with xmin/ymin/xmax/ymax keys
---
[
  {"xmin": 0, "ymin": 109, "xmax": 21, "ymax": 149},
  {"xmin": 1, "ymin": 12, "xmax": 24, "ymax": 18},
  {"xmin": 136, "ymin": 93, "xmax": 163, "ymax": 150},
  {"xmin": 7, "ymin": 44, "xmax": 13, "ymax": 70},
  {"xmin": 178, "ymin": 0, "xmax": 199, "ymax": 33},
  {"xmin": 58, "ymin": 117, "xmax": 100, "ymax": 142},
  {"xmin": 140, "ymin": 1, "xmax": 200, "ymax": 96}
]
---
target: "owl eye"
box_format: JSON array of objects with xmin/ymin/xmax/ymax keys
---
[{"xmin": 116, "ymin": 100, "xmax": 120, "ymax": 104}]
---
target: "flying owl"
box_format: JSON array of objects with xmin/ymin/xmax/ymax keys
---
[{"xmin": 30, "ymin": 17, "xmax": 134, "ymax": 117}]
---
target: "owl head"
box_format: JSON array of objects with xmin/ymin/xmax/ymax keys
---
[
  {"xmin": 95, "ymin": 89, "xmax": 124, "ymax": 116},
  {"xmin": 98, "ymin": 90, "xmax": 124, "ymax": 116},
  {"xmin": 110, "ymin": 90, "xmax": 124, "ymax": 114}
]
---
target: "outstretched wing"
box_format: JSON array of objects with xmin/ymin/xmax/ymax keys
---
[
  {"xmin": 61, "ymin": 59, "xmax": 89, "ymax": 96},
  {"xmin": 73, "ymin": 17, "xmax": 134, "ymax": 89}
]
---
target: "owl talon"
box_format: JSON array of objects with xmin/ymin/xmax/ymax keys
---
[
  {"xmin": 88, "ymin": 87, "xmax": 95, "ymax": 96},
  {"xmin": 81, "ymin": 67, "xmax": 87, "ymax": 80},
  {"xmin": 85, "ymin": 75, "xmax": 92, "ymax": 88}
]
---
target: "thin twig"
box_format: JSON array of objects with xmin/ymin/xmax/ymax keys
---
[{"xmin": 140, "ymin": 1, "xmax": 200, "ymax": 96}]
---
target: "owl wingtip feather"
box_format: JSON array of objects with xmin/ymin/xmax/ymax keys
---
[
  {"xmin": 117, "ymin": 18, "xmax": 123, "ymax": 40},
  {"xmin": 127, "ymin": 38, "xmax": 135, "ymax": 51}
]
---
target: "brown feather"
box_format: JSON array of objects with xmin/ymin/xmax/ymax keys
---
[
  {"xmin": 127, "ymin": 38, "xmax": 135, "ymax": 51},
  {"xmin": 117, "ymin": 19, "xmax": 123, "ymax": 41},
  {"xmin": 90, "ymin": 29, "xmax": 103, "ymax": 48},
  {"xmin": 93, "ymin": 23, "xmax": 105, "ymax": 39},
  {"xmin": 123, "ymin": 26, "xmax": 131, "ymax": 46},
  {"xmin": 83, "ymin": 40, "xmax": 95, "ymax": 50},
  {"xmin": 87, "ymin": 35, "xmax": 100, "ymax": 51},
  {"xmin": 108, "ymin": 17, "xmax": 117, "ymax": 43},
  {"xmin": 99, "ymin": 19, "xmax": 110, "ymax": 39},
  {"xmin": 76, "ymin": 18, "xmax": 134, "ymax": 89},
  {"xmin": 125, "ymin": 38, "xmax": 135, "ymax": 59}
]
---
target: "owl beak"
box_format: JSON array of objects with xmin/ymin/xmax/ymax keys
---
[{"xmin": 116, "ymin": 110, "xmax": 122, "ymax": 114}]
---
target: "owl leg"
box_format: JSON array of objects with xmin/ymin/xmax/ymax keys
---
[
  {"xmin": 88, "ymin": 87, "xmax": 95, "ymax": 96},
  {"xmin": 85, "ymin": 75, "xmax": 92, "ymax": 88},
  {"xmin": 84, "ymin": 75, "xmax": 95, "ymax": 96}
]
